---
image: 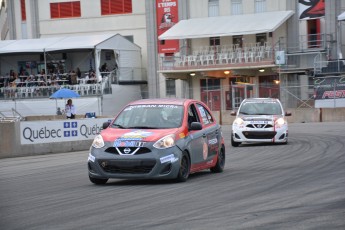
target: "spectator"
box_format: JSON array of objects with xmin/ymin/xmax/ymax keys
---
[
  {"xmin": 76, "ymin": 67, "xmax": 81, "ymax": 79},
  {"xmin": 100, "ymin": 63, "xmax": 108, "ymax": 72},
  {"xmin": 65, "ymin": 99, "xmax": 76, "ymax": 119},
  {"xmin": 56, "ymin": 107, "xmax": 63, "ymax": 115}
]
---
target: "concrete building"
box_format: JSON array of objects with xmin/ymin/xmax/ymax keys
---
[
  {"xmin": 1, "ymin": 0, "xmax": 345, "ymax": 114},
  {"xmin": 147, "ymin": 0, "xmax": 345, "ymax": 111}
]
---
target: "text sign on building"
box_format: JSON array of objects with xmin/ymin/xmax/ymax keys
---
[
  {"xmin": 20, "ymin": 118, "xmax": 112, "ymax": 144},
  {"xmin": 314, "ymin": 76, "xmax": 345, "ymax": 108},
  {"xmin": 156, "ymin": 0, "xmax": 179, "ymax": 53}
]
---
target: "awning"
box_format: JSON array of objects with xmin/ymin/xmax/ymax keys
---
[
  {"xmin": 338, "ymin": 12, "xmax": 345, "ymax": 21},
  {"xmin": 159, "ymin": 11, "xmax": 294, "ymax": 40}
]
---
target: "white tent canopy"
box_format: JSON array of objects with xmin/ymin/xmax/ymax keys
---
[
  {"xmin": 159, "ymin": 11, "xmax": 294, "ymax": 40},
  {"xmin": 0, "ymin": 34, "xmax": 140, "ymax": 54},
  {"xmin": 338, "ymin": 11, "xmax": 345, "ymax": 21},
  {"xmin": 0, "ymin": 34, "xmax": 142, "ymax": 81},
  {"xmin": 0, "ymin": 37, "xmax": 62, "ymax": 54}
]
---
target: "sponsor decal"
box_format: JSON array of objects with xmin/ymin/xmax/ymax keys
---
[
  {"xmin": 203, "ymin": 142, "xmax": 208, "ymax": 160},
  {"xmin": 207, "ymin": 160, "xmax": 214, "ymax": 165},
  {"xmin": 124, "ymin": 104, "xmax": 179, "ymax": 111},
  {"xmin": 119, "ymin": 130, "xmax": 153, "ymax": 140},
  {"xmin": 160, "ymin": 154, "xmax": 178, "ymax": 164},
  {"xmin": 113, "ymin": 140, "xmax": 145, "ymax": 147},
  {"xmin": 113, "ymin": 130, "xmax": 152, "ymax": 147},
  {"xmin": 88, "ymin": 153, "xmax": 95, "ymax": 162},
  {"xmin": 208, "ymin": 138, "xmax": 218, "ymax": 145},
  {"xmin": 249, "ymin": 121, "xmax": 269, "ymax": 124}
]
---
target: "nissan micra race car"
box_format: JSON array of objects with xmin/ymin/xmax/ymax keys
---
[
  {"xmin": 231, "ymin": 98, "xmax": 291, "ymax": 147},
  {"xmin": 88, "ymin": 98, "xmax": 225, "ymax": 184}
]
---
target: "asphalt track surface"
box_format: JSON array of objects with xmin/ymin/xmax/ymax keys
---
[{"xmin": 0, "ymin": 122, "xmax": 345, "ymax": 230}]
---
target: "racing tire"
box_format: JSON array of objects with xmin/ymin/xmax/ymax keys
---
[
  {"xmin": 175, "ymin": 151, "xmax": 190, "ymax": 182},
  {"xmin": 89, "ymin": 176, "xmax": 108, "ymax": 185},
  {"xmin": 210, "ymin": 146, "xmax": 225, "ymax": 173},
  {"xmin": 231, "ymin": 134, "xmax": 240, "ymax": 147}
]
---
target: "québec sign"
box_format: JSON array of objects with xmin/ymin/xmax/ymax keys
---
[{"xmin": 20, "ymin": 118, "xmax": 112, "ymax": 144}]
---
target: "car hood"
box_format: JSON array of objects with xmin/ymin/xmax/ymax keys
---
[
  {"xmin": 101, "ymin": 128, "xmax": 179, "ymax": 142},
  {"xmin": 239, "ymin": 115, "xmax": 283, "ymax": 121}
]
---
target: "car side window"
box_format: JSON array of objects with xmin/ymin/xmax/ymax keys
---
[
  {"xmin": 196, "ymin": 103, "xmax": 214, "ymax": 125},
  {"xmin": 187, "ymin": 104, "xmax": 199, "ymax": 128}
]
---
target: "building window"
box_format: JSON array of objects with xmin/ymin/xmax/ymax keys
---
[
  {"xmin": 210, "ymin": 37, "xmax": 220, "ymax": 46},
  {"xmin": 20, "ymin": 0, "xmax": 26, "ymax": 21},
  {"xmin": 101, "ymin": 0, "xmax": 132, "ymax": 15},
  {"xmin": 256, "ymin": 33, "xmax": 267, "ymax": 46},
  {"xmin": 208, "ymin": 0, "xmax": 219, "ymax": 17},
  {"xmin": 166, "ymin": 79, "xmax": 176, "ymax": 96},
  {"xmin": 307, "ymin": 19, "xmax": 321, "ymax": 48},
  {"xmin": 233, "ymin": 35, "xmax": 243, "ymax": 48},
  {"xmin": 255, "ymin": 0, "xmax": 266, "ymax": 13},
  {"xmin": 231, "ymin": 0, "xmax": 242, "ymax": 15},
  {"xmin": 50, "ymin": 1, "xmax": 81, "ymax": 19}
]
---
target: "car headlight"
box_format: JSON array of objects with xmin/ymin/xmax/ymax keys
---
[
  {"xmin": 92, "ymin": 135, "xmax": 105, "ymax": 148},
  {"xmin": 153, "ymin": 134, "xmax": 175, "ymax": 149},
  {"xmin": 275, "ymin": 117, "xmax": 286, "ymax": 125},
  {"xmin": 233, "ymin": 117, "xmax": 244, "ymax": 125}
]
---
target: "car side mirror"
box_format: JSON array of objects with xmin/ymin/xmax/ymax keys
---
[
  {"xmin": 102, "ymin": 121, "xmax": 110, "ymax": 129},
  {"xmin": 230, "ymin": 111, "xmax": 237, "ymax": 116},
  {"xmin": 189, "ymin": 122, "xmax": 202, "ymax": 131},
  {"xmin": 285, "ymin": 111, "xmax": 292, "ymax": 116}
]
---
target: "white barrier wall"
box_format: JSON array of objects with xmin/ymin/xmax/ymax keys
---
[
  {"xmin": 1, "ymin": 108, "xmax": 345, "ymax": 159},
  {"xmin": 0, "ymin": 117, "xmax": 112, "ymax": 159},
  {"xmin": 20, "ymin": 118, "xmax": 112, "ymax": 144}
]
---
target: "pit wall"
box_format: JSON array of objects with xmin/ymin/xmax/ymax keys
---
[{"xmin": 1, "ymin": 108, "xmax": 345, "ymax": 159}]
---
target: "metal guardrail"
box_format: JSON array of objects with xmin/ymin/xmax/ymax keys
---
[
  {"xmin": 314, "ymin": 59, "xmax": 345, "ymax": 75},
  {"xmin": 0, "ymin": 108, "xmax": 24, "ymax": 122}
]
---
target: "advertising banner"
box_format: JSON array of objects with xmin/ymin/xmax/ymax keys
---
[
  {"xmin": 314, "ymin": 76, "xmax": 345, "ymax": 108},
  {"xmin": 298, "ymin": 0, "xmax": 325, "ymax": 20},
  {"xmin": 156, "ymin": 0, "xmax": 179, "ymax": 53},
  {"xmin": 20, "ymin": 118, "xmax": 112, "ymax": 144}
]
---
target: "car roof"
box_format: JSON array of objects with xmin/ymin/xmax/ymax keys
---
[
  {"xmin": 242, "ymin": 98, "xmax": 280, "ymax": 103},
  {"xmin": 127, "ymin": 98, "xmax": 194, "ymax": 106}
]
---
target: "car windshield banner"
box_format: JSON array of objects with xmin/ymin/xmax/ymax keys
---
[{"xmin": 314, "ymin": 76, "xmax": 345, "ymax": 108}]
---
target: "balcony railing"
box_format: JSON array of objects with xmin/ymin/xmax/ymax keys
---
[
  {"xmin": 159, "ymin": 43, "xmax": 276, "ymax": 71},
  {"xmin": 314, "ymin": 59, "xmax": 345, "ymax": 75},
  {"xmin": 112, "ymin": 67, "xmax": 147, "ymax": 84},
  {"xmin": 277, "ymin": 33, "xmax": 330, "ymax": 53}
]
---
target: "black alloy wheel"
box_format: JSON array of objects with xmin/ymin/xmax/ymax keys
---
[{"xmin": 176, "ymin": 151, "xmax": 190, "ymax": 182}]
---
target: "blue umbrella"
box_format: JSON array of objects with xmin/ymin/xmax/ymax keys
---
[
  {"xmin": 50, "ymin": 88, "xmax": 80, "ymax": 115},
  {"xmin": 50, "ymin": 88, "xmax": 80, "ymax": 99}
]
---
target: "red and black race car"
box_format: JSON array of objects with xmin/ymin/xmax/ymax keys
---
[{"xmin": 88, "ymin": 98, "xmax": 225, "ymax": 184}]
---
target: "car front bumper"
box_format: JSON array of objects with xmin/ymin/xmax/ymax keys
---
[
  {"xmin": 232, "ymin": 123, "xmax": 288, "ymax": 143},
  {"xmin": 88, "ymin": 145, "xmax": 183, "ymax": 180}
]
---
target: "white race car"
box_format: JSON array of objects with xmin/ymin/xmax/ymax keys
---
[{"xmin": 231, "ymin": 98, "xmax": 291, "ymax": 147}]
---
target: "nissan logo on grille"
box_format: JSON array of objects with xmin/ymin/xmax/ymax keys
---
[{"xmin": 123, "ymin": 148, "xmax": 131, "ymax": 154}]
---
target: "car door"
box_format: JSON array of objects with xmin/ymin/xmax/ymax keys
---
[
  {"xmin": 185, "ymin": 103, "xmax": 205, "ymax": 170},
  {"xmin": 195, "ymin": 103, "xmax": 220, "ymax": 163}
]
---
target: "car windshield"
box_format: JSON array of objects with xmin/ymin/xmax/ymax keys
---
[
  {"xmin": 239, "ymin": 102, "xmax": 282, "ymax": 115},
  {"xmin": 111, "ymin": 104, "xmax": 184, "ymax": 129}
]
